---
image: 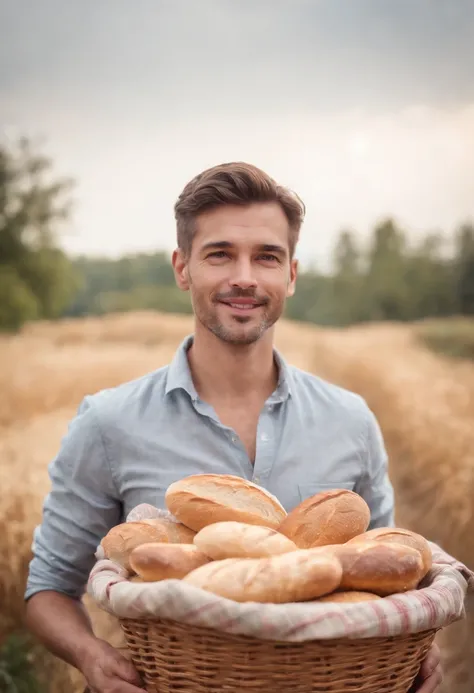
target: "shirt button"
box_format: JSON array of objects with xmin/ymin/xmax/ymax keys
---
[
  {"xmin": 254, "ymin": 476, "xmax": 260, "ymax": 483},
  {"xmin": 231, "ymin": 435, "xmax": 237, "ymax": 443},
  {"xmin": 261, "ymin": 433, "xmax": 269, "ymax": 442}
]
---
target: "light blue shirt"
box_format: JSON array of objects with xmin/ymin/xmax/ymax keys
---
[{"xmin": 25, "ymin": 334, "xmax": 394, "ymax": 601}]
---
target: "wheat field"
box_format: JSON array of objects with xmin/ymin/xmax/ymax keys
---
[{"xmin": 1, "ymin": 311, "xmax": 473, "ymax": 692}]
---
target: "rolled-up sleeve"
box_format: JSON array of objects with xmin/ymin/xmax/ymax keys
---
[
  {"xmin": 357, "ymin": 405, "xmax": 395, "ymax": 529},
  {"xmin": 25, "ymin": 396, "xmax": 121, "ymax": 601}
]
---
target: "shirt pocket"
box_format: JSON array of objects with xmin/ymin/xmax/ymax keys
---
[{"xmin": 297, "ymin": 481, "xmax": 356, "ymax": 503}]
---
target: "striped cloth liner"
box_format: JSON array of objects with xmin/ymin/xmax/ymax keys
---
[{"xmin": 87, "ymin": 505, "xmax": 474, "ymax": 642}]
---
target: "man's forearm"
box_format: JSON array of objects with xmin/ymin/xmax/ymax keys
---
[{"xmin": 25, "ymin": 590, "xmax": 99, "ymax": 670}]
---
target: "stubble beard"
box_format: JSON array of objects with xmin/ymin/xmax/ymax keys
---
[{"xmin": 196, "ymin": 302, "xmax": 281, "ymax": 346}]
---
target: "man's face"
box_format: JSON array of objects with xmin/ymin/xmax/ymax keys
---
[{"xmin": 173, "ymin": 202, "xmax": 298, "ymax": 346}]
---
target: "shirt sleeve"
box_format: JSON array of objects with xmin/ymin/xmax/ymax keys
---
[
  {"xmin": 357, "ymin": 404, "xmax": 395, "ymax": 529},
  {"xmin": 25, "ymin": 396, "xmax": 122, "ymax": 601}
]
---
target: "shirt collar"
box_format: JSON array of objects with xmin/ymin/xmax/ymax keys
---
[
  {"xmin": 165, "ymin": 334, "xmax": 293, "ymax": 402},
  {"xmin": 164, "ymin": 334, "xmax": 199, "ymax": 400}
]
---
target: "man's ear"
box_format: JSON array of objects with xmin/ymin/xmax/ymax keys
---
[
  {"xmin": 286, "ymin": 258, "xmax": 298, "ymax": 298},
  {"xmin": 172, "ymin": 248, "xmax": 190, "ymax": 291}
]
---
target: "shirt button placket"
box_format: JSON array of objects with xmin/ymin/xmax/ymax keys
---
[{"xmin": 253, "ymin": 408, "xmax": 275, "ymax": 485}]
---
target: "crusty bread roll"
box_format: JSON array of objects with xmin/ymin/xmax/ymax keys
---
[
  {"xmin": 193, "ymin": 521, "xmax": 298, "ymax": 559},
  {"xmin": 141, "ymin": 517, "xmax": 197, "ymax": 543},
  {"xmin": 278, "ymin": 489, "xmax": 370, "ymax": 549},
  {"xmin": 346, "ymin": 527, "xmax": 432, "ymax": 575},
  {"xmin": 100, "ymin": 522, "xmax": 174, "ymax": 570},
  {"xmin": 129, "ymin": 542, "xmax": 212, "ymax": 581},
  {"xmin": 165, "ymin": 474, "xmax": 287, "ymax": 532},
  {"xmin": 316, "ymin": 591, "xmax": 382, "ymax": 603},
  {"xmin": 183, "ymin": 549, "xmax": 343, "ymax": 603},
  {"xmin": 313, "ymin": 541, "xmax": 425, "ymax": 596}
]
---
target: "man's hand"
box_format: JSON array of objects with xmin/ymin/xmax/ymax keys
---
[
  {"xmin": 81, "ymin": 639, "xmax": 144, "ymax": 692},
  {"xmin": 410, "ymin": 643, "xmax": 443, "ymax": 693}
]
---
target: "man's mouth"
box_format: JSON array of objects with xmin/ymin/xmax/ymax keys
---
[{"xmin": 218, "ymin": 298, "xmax": 263, "ymax": 311}]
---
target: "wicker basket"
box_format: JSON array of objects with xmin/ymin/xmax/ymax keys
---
[
  {"xmin": 119, "ymin": 617, "xmax": 437, "ymax": 693},
  {"xmin": 89, "ymin": 511, "xmax": 474, "ymax": 693}
]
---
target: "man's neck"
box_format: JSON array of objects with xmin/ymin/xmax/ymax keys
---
[{"xmin": 186, "ymin": 326, "xmax": 279, "ymax": 403}]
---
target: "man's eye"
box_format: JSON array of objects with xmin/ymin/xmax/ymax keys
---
[
  {"xmin": 207, "ymin": 251, "xmax": 228, "ymax": 259},
  {"xmin": 258, "ymin": 254, "xmax": 279, "ymax": 262}
]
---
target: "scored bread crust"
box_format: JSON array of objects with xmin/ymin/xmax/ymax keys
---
[
  {"xmin": 313, "ymin": 541, "xmax": 425, "ymax": 596},
  {"xmin": 183, "ymin": 549, "xmax": 343, "ymax": 603},
  {"xmin": 165, "ymin": 474, "xmax": 287, "ymax": 532},
  {"xmin": 278, "ymin": 489, "xmax": 371, "ymax": 548},
  {"xmin": 346, "ymin": 527, "xmax": 433, "ymax": 575},
  {"xmin": 193, "ymin": 521, "xmax": 298, "ymax": 559}
]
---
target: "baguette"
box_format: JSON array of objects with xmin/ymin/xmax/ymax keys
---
[
  {"xmin": 313, "ymin": 541, "xmax": 425, "ymax": 596},
  {"xmin": 165, "ymin": 473, "xmax": 287, "ymax": 532},
  {"xmin": 100, "ymin": 522, "xmax": 175, "ymax": 570},
  {"xmin": 346, "ymin": 527, "xmax": 432, "ymax": 575},
  {"xmin": 278, "ymin": 489, "xmax": 370, "ymax": 548},
  {"xmin": 183, "ymin": 549, "xmax": 343, "ymax": 603},
  {"xmin": 129, "ymin": 542, "xmax": 212, "ymax": 581},
  {"xmin": 193, "ymin": 521, "xmax": 298, "ymax": 559}
]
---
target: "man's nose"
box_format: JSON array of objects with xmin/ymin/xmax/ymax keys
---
[{"xmin": 229, "ymin": 259, "xmax": 258, "ymax": 290}]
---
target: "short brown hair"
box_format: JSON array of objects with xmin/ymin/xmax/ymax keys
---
[{"xmin": 174, "ymin": 162, "xmax": 305, "ymax": 257}]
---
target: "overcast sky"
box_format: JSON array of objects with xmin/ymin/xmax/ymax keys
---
[{"xmin": 1, "ymin": 0, "xmax": 473, "ymax": 269}]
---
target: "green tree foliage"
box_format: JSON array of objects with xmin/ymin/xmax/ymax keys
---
[
  {"xmin": 0, "ymin": 137, "xmax": 79, "ymax": 331},
  {"xmin": 58, "ymin": 216, "xmax": 474, "ymax": 329},
  {"xmin": 330, "ymin": 229, "xmax": 363, "ymax": 325},
  {"xmin": 2, "ymin": 135, "xmax": 472, "ymax": 331},
  {"xmin": 65, "ymin": 253, "xmax": 190, "ymax": 316},
  {"xmin": 453, "ymin": 223, "xmax": 474, "ymax": 315}
]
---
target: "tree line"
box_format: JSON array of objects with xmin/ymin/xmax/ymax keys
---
[
  {"xmin": 1, "ymin": 138, "xmax": 474, "ymax": 332},
  {"xmin": 63, "ymin": 220, "xmax": 474, "ymax": 327}
]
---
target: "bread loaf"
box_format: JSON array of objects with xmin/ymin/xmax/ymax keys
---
[
  {"xmin": 183, "ymin": 549, "xmax": 343, "ymax": 603},
  {"xmin": 193, "ymin": 521, "xmax": 298, "ymax": 559},
  {"xmin": 141, "ymin": 517, "xmax": 196, "ymax": 544},
  {"xmin": 316, "ymin": 591, "xmax": 382, "ymax": 603},
  {"xmin": 129, "ymin": 542, "xmax": 212, "ymax": 581},
  {"xmin": 313, "ymin": 541, "xmax": 425, "ymax": 596},
  {"xmin": 278, "ymin": 489, "xmax": 370, "ymax": 549},
  {"xmin": 346, "ymin": 527, "xmax": 432, "ymax": 575},
  {"xmin": 165, "ymin": 473, "xmax": 287, "ymax": 532},
  {"xmin": 100, "ymin": 522, "xmax": 174, "ymax": 570}
]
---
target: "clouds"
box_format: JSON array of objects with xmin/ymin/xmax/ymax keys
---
[
  {"xmin": 2, "ymin": 0, "xmax": 473, "ymax": 115},
  {"xmin": 1, "ymin": 1, "xmax": 473, "ymax": 267}
]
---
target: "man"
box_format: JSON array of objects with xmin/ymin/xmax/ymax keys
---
[{"xmin": 24, "ymin": 162, "xmax": 442, "ymax": 692}]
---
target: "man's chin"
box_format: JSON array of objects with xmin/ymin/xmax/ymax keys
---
[{"xmin": 210, "ymin": 322, "xmax": 266, "ymax": 346}]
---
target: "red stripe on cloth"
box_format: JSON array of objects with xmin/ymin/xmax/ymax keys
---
[
  {"xmin": 389, "ymin": 594, "xmax": 415, "ymax": 632},
  {"xmin": 283, "ymin": 605, "xmax": 353, "ymax": 638},
  {"xmin": 415, "ymin": 590, "xmax": 437, "ymax": 626},
  {"xmin": 184, "ymin": 601, "xmax": 223, "ymax": 620},
  {"xmin": 367, "ymin": 600, "xmax": 390, "ymax": 636},
  {"xmin": 106, "ymin": 581, "xmax": 120, "ymax": 601}
]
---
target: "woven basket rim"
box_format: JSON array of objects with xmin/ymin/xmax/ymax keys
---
[{"xmin": 88, "ymin": 558, "xmax": 470, "ymax": 642}]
